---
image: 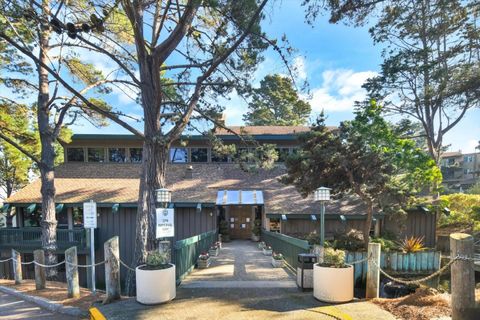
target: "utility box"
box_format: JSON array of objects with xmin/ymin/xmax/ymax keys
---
[{"xmin": 297, "ymin": 253, "xmax": 317, "ymax": 290}]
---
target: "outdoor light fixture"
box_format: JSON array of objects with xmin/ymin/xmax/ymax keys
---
[
  {"xmin": 314, "ymin": 187, "xmax": 331, "ymax": 202},
  {"xmin": 156, "ymin": 188, "xmax": 172, "ymax": 204},
  {"xmin": 313, "ymin": 186, "xmax": 331, "ymax": 246}
]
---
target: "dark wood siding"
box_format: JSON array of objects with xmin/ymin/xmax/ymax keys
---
[
  {"xmin": 281, "ymin": 219, "xmax": 367, "ymax": 239},
  {"xmin": 83, "ymin": 206, "xmax": 217, "ymax": 289},
  {"xmin": 383, "ymin": 210, "xmax": 437, "ymax": 247}
]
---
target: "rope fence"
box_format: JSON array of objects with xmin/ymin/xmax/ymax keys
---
[{"xmin": 0, "ymin": 257, "xmax": 106, "ymax": 268}]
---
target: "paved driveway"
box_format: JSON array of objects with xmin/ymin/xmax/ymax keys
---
[
  {"xmin": 0, "ymin": 291, "xmax": 78, "ymax": 320},
  {"xmin": 97, "ymin": 240, "xmax": 395, "ymax": 320}
]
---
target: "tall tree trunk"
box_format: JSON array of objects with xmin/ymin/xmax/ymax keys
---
[
  {"xmin": 125, "ymin": 55, "xmax": 166, "ymax": 295},
  {"xmin": 362, "ymin": 199, "xmax": 374, "ymax": 250},
  {"xmin": 37, "ymin": 0, "xmax": 57, "ymax": 278}
]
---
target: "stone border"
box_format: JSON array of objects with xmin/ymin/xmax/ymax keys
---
[{"xmin": 0, "ymin": 285, "xmax": 87, "ymax": 317}]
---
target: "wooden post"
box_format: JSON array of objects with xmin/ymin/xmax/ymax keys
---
[
  {"xmin": 65, "ymin": 246, "xmax": 80, "ymax": 298},
  {"xmin": 366, "ymin": 242, "xmax": 381, "ymax": 299},
  {"xmin": 450, "ymin": 233, "xmax": 475, "ymax": 320},
  {"xmin": 33, "ymin": 249, "xmax": 46, "ymax": 290},
  {"xmin": 11, "ymin": 249, "xmax": 22, "ymax": 284},
  {"xmin": 103, "ymin": 236, "xmax": 121, "ymax": 304}
]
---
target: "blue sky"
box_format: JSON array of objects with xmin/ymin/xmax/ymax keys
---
[{"xmin": 72, "ymin": 1, "xmax": 480, "ymax": 153}]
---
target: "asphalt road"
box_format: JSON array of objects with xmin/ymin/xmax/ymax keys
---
[{"xmin": 0, "ymin": 291, "xmax": 79, "ymax": 320}]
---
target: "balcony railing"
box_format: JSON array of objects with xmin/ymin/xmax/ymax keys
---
[{"xmin": 0, "ymin": 228, "xmax": 89, "ymax": 253}]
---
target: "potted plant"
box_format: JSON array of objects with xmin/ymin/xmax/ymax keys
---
[
  {"xmin": 197, "ymin": 252, "xmax": 211, "ymax": 269},
  {"xmin": 313, "ymin": 247, "xmax": 353, "ymax": 303},
  {"xmin": 271, "ymin": 252, "xmax": 284, "ymax": 268},
  {"xmin": 263, "ymin": 245, "xmax": 273, "ymax": 256},
  {"xmin": 209, "ymin": 244, "xmax": 219, "ymax": 257},
  {"xmin": 251, "ymin": 219, "xmax": 262, "ymax": 242},
  {"xmin": 258, "ymin": 241, "xmax": 266, "ymax": 250},
  {"xmin": 219, "ymin": 220, "xmax": 230, "ymax": 242},
  {"xmin": 136, "ymin": 251, "xmax": 175, "ymax": 305}
]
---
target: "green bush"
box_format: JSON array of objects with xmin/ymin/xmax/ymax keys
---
[
  {"xmin": 252, "ymin": 219, "xmax": 262, "ymax": 236},
  {"xmin": 371, "ymin": 237, "xmax": 398, "ymax": 252},
  {"xmin": 146, "ymin": 251, "xmax": 170, "ymax": 269},
  {"xmin": 438, "ymin": 194, "xmax": 480, "ymax": 233},
  {"xmin": 219, "ymin": 220, "xmax": 229, "ymax": 236},
  {"xmin": 322, "ymin": 247, "xmax": 347, "ymax": 268}
]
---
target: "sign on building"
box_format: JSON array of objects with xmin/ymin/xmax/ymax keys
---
[
  {"xmin": 83, "ymin": 201, "xmax": 97, "ymax": 229},
  {"xmin": 156, "ymin": 208, "xmax": 174, "ymax": 238}
]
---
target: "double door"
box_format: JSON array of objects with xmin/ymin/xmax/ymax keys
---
[{"xmin": 228, "ymin": 206, "xmax": 253, "ymax": 239}]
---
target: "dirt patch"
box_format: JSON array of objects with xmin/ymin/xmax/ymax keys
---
[
  {"xmin": 0, "ymin": 279, "xmax": 121, "ymax": 311},
  {"xmin": 372, "ymin": 287, "xmax": 451, "ymax": 320}
]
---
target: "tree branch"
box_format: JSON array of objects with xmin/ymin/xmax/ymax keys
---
[{"xmin": 0, "ymin": 131, "xmax": 40, "ymax": 164}]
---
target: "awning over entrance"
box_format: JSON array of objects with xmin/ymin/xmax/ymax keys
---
[{"xmin": 216, "ymin": 190, "xmax": 264, "ymax": 205}]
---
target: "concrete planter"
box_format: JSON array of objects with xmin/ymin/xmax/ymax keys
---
[
  {"xmin": 197, "ymin": 258, "xmax": 211, "ymax": 269},
  {"xmin": 251, "ymin": 234, "xmax": 260, "ymax": 242},
  {"xmin": 258, "ymin": 242, "xmax": 266, "ymax": 250},
  {"xmin": 313, "ymin": 264, "xmax": 354, "ymax": 303},
  {"xmin": 263, "ymin": 248, "xmax": 273, "ymax": 256},
  {"xmin": 136, "ymin": 264, "xmax": 176, "ymax": 305},
  {"xmin": 271, "ymin": 258, "xmax": 284, "ymax": 268}
]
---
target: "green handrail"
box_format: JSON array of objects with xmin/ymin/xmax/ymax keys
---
[
  {"xmin": 261, "ymin": 229, "xmax": 311, "ymax": 270},
  {"xmin": 0, "ymin": 228, "xmax": 88, "ymax": 252},
  {"xmin": 174, "ymin": 230, "xmax": 217, "ymax": 284}
]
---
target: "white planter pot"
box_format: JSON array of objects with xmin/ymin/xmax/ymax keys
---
[
  {"xmin": 271, "ymin": 258, "xmax": 284, "ymax": 268},
  {"xmin": 197, "ymin": 258, "xmax": 211, "ymax": 269},
  {"xmin": 251, "ymin": 234, "xmax": 260, "ymax": 242},
  {"xmin": 313, "ymin": 264, "xmax": 354, "ymax": 303},
  {"xmin": 136, "ymin": 264, "xmax": 176, "ymax": 305}
]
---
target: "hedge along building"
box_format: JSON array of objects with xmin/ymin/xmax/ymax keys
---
[{"xmin": 0, "ymin": 125, "xmax": 436, "ymax": 287}]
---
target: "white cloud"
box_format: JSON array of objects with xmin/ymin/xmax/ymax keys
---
[
  {"xmin": 293, "ymin": 56, "xmax": 307, "ymax": 81},
  {"xmin": 308, "ymin": 69, "xmax": 377, "ymax": 112}
]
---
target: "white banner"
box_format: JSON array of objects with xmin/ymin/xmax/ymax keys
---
[
  {"xmin": 156, "ymin": 208, "xmax": 174, "ymax": 238},
  {"xmin": 83, "ymin": 201, "xmax": 97, "ymax": 229}
]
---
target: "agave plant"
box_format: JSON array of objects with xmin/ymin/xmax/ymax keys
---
[{"xmin": 398, "ymin": 236, "xmax": 426, "ymax": 253}]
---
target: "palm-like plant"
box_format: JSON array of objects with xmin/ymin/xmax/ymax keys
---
[{"xmin": 398, "ymin": 236, "xmax": 426, "ymax": 253}]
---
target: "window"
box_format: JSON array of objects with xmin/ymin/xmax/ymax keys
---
[
  {"xmin": 191, "ymin": 148, "xmax": 208, "ymax": 162},
  {"xmin": 67, "ymin": 148, "xmax": 84, "ymax": 162},
  {"xmin": 87, "ymin": 148, "xmax": 105, "ymax": 162},
  {"xmin": 212, "ymin": 150, "xmax": 229, "ymax": 162},
  {"xmin": 23, "ymin": 207, "xmax": 42, "ymax": 227},
  {"xmin": 109, "ymin": 148, "xmax": 126, "ymax": 162},
  {"xmin": 170, "ymin": 148, "xmax": 188, "ymax": 163},
  {"xmin": 72, "ymin": 207, "xmax": 83, "ymax": 227},
  {"xmin": 275, "ymin": 148, "xmax": 290, "ymax": 162},
  {"xmin": 56, "ymin": 209, "xmax": 68, "ymax": 228},
  {"xmin": 130, "ymin": 148, "xmax": 143, "ymax": 163}
]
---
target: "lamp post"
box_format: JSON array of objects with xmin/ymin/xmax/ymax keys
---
[
  {"xmin": 155, "ymin": 188, "xmax": 172, "ymax": 261},
  {"xmin": 314, "ymin": 187, "xmax": 331, "ymax": 246}
]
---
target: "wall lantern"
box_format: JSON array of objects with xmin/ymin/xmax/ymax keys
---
[{"xmin": 156, "ymin": 188, "xmax": 172, "ymax": 204}]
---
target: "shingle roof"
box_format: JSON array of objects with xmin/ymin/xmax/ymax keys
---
[
  {"xmin": 440, "ymin": 151, "xmax": 462, "ymax": 158},
  {"xmin": 7, "ymin": 163, "xmax": 373, "ymax": 215}
]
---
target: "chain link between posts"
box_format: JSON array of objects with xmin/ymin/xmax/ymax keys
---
[{"xmin": 0, "ymin": 258, "xmax": 106, "ymax": 268}]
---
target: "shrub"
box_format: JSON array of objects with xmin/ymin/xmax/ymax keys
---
[
  {"xmin": 146, "ymin": 251, "xmax": 170, "ymax": 269},
  {"xmin": 331, "ymin": 229, "xmax": 365, "ymax": 251},
  {"xmin": 198, "ymin": 252, "xmax": 209, "ymax": 260},
  {"xmin": 371, "ymin": 237, "xmax": 398, "ymax": 252},
  {"xmin": 438, "ymin": 194, "xmax": 480, "ymax": 233},
  {"xmin": 322, "ymin": 247, "xmax": 347, "ymax": 268},
  {"xmin": 252, "ymin": 219, "xmax": 262, "ymax": 236},
  {"xmin": 398, "ymin": 236, "xmax": 426, "ymax": 253},
  {"xmin": 272, "ymin": 252, "xmax": 283, "ymax": 260},
  {"xmin": 219, "ymin": 220, "xmax": 230, "ymax": 236}
]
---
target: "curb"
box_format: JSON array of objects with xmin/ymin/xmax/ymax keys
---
[
  {"xmin": 0, "ymin": 285, "xmax": 87, "ymax": 317},
  {"xmin": 89, "ymin": 307, "xmax": 107, "ymax": 320}
]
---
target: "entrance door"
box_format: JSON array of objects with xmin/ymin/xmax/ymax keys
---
[{"xmin": 228, "ymin": 206, "xmax": 253, "ymax": 239}]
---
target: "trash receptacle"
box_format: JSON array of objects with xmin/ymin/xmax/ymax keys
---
[{"xmin": 297, "ymin": 253, "xmax": 317, "ymax": 290}]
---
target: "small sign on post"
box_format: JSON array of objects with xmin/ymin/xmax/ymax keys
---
[
  {"xmin": 156, "ymin": 208, "xmax": 174, "ymax": 238},
  {"xmin": 83, "ymin": 200, "xmax": 97, "ymax": 293}
]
